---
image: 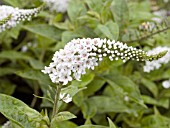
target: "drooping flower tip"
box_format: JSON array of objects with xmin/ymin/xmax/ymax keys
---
[
  {"xmin": 0, "ymin": 5, "xmax": 42, "ymax": 33},
  {"xmin": 144, "ymin": 46, "xmax": 170, "ymax": 73}
]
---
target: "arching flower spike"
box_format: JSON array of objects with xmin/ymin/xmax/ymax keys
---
[
  {"xmin": 42, "ymin": 38, "xmax": 167, "ymax": 85},
  {"xmin": 0, "ymin": 5, "xmax": 43, "ymax": 33}
]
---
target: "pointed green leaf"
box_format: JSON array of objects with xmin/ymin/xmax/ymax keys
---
[
  {"xmin": 102, "ymin": 74, "xmax": 145, "ymax": 107},
  {"xmin": 142, "ymin": 95, "xmax": 169, "ymax": 109},
  {"xmin": 67, "ymin": 0, "xmax": 87, "ymax": 22},
  {"xmin": 51, "ymin": 111, "xmax": 76, "ymax": 128},
  {"xmin": 29, "ymin": 59, "xmax": 44, "ymax": 70},
  {"xmin": 62, "ymin": 31, "xmax": 81, "ymax": 44},
  {"xmin": 16, "ymin": 69, "xmax": 52, "ymax": 85},
  {"xmin": 77, "ymin": 125, "xmax": 108, "ymax": 128},
  {"xmin": 23, "ymin": 24, "xmax": 62, "ymax": 41},
  {"xmin": 95, "ymin": 21, "xmax": 119, "ymax": 40},
  {"xmin": 71, "ymin": 73, "xmax": 95, "ymax": 88},
  {"xmin": 88, "ymin": 96, "xmax": 130, "ymax": 113},
  {"xmin": 107, "ymin": 118, "xmax": 117, "ymax": 128},
  {"xmin": 81, "ymin": 100, "xmax": 97, "ymax": 119},
  {"xmin": 0, "ymin": 50, "xmax": 30, "ymax": 60},
  {"xmin": 111, "ymin": 0, "xmax": 129, "ymax": 28},
  {"xmin": 141, "ymin": 114, "xmax": 170, "ymax": 128},
  {"xmin": 0, "ymin": 94, "xmax": 43, "ymax": 128},
  {"xmin": 141, "ymin": 78, "xmax": 158, "ymax": 97},
  {"xmin": 55, "ymin": 111, "xmax": 76, "ymax": 122}
]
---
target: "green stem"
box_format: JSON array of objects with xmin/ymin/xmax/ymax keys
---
[
  {"xmin": 51, "ymin": 84, "xmax": 62, "ymax": 119},
  {"xmin": 127, "ymin": 26, "xmax": 170, "ymax": 43}
]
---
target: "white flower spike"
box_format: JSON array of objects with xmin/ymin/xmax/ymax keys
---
[
  {"xmin": 42, "ymin": 38, "xmax": 167, "ymax": 85},
  {"xmin": 144, "ymin": 46, "xmax": 170, "ymax": 73},
  {"xmin": 41, "ymin": 0, "xmax": 70, "ymax": 13},
  {"xmin": 0, "ymin": 5, "xmax": 42, "ymax": 33}
]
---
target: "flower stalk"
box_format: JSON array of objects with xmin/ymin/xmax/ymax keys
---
[{"xmin": 51, "ymin": 84, "xmax": 62, "ymax": 119}]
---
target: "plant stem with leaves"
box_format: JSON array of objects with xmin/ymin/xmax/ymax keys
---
[{"xmin": 51, "ymin": 84, "xmax": 62, "ymax": 119}]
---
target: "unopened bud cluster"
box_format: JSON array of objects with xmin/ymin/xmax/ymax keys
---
[
  {"xmin": 0, "ymin": 5, "xmax": 42, "ymax": 33},
  {"xmin": 144, "ymin": 46, "xmax": 170, "ymax": 73},
  {"xmin": 42, "ymin": 38, "xmax": 167, "ymax": 85},
  {"xmin": 41, "ymin": 0, "xmax": 69, "ymax": 13},
  {"xmin": 139, "ymin": 22, "xmax": 156, "ymax": 32}
]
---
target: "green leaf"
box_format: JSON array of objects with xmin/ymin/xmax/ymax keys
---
[
  {"xmin": 111, "ymin": 0, "xmax": 129, "ymax": 28},
  {"xmin": 141, "ymin": 78, "xmax": 158, "ymax": 98},
  {"xmin": 142, "ymin": 95, "xmax": 169, "ymax": 109},
  {"xmin": 0, "ymin": 67, "xmax": 18, "ymax": 76},
  {"xmin": 51, "ymin": 112, "xmax": 76, "ymax": 128},
  {"xmin": 85, "ymin": 0, "xmax": 103, "ymax": 13},
  {"xmin": 102, "ymin": 73, "xmax": 145, "ymax": 107},
  {"xmin": 105, "ymin": 21, "xmax": 119, "ymax": 40},
  {"xmin": 62, "ymin": 31, "xmax": 81, "ymax": 44},
  {"xmin": 54, "ymin": 121, "xmax": 77, "ymax": 128},
  {"xmin": 23, "ymin": 24, "xmax": 62, "ymax": 41},
  {"xmin": 2, "ymin": 0, "xmax": 30, "ymax": 7},
  {"xmin": 107, "ymin": 118, "xmax": 117, "ymax": 128},
  {"xmin": 77, "ymin": 15, "xmax": 100, "ymax": 28},
  {"xmin": 0, "ymin": 50, "xmax": 30, "ymax": 60},
  {"xmin": 73, "ymin": 91, "xmax": 84, "ymax": 107},
  {"xmin": 61, "ymin": 85, "xmax": 87, "ymax": 98},
  {"xmin": 95, "ymin": 22, "xmax": 119, "ymax": 40},
  {"xmin": 77, "ymin": 124, "xmax": 108, "ymax": 128},
  {"xmin": 67, "ymin": 0, "xmax": 87, "ymax": 22},
  {"xmin": 29, "ymin": 59, "xmax": 44, "ymax": 70},
  {"xmin": 83, "ymin": 77, "xmax": 105, "ymax": 97},
  {"xmin": 87, "ymin": 96, "xmax": 130, "ymax": 113},
  {"xmin": 81, "ymin": 100, "xmax": 97, "ymax": 119},
  {"xmin": 54, "ymin": 111, "xmax": 76, "ymax": 122},
  {"xmin": 0, "ymin": 80, "xmax": 16, "ymax": 95},
  {"xmin": 141, "ymin": 114, "xmax": 170, "ymax": 128},
  {"xmin": 0, "ymin": 94, "xmax": 43, "ymax": 128},
  {"xmin": 16, "ymin": 69, "xmax": 51, "ymax": 85},
  {"xmin": 71, "ymin": 72, "xmax": 95, "ymax": 88},
  {"xmin": 8, "ymin": 25, "xmax": 21, "ymax": 39}
]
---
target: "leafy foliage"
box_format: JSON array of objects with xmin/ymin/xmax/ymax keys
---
[{"xmin": 0, "ymin": 0, "xmax": 170, "ymax": 127}]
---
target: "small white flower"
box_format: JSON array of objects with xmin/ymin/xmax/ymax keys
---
[
  {"xmin": 60, "ymin": 93, "xmax": 72, "ymax": 103},
  {"xmin": 162, "ymin": 79, "xmax": 170, "ymax": 89},
  {"xmin": 124, "ymin": 96, "xmax": 129, "ymax": 102}
]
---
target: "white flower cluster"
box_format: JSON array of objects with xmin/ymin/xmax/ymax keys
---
[
  {"xmin": 152, "ymin": 9, "xmax": 167, "ymax": 23},
  {"xmin": 162, "ymin": 79, "xmax": 170, "ymax": 89},
  {"xmin": 42, "ymin": 38, "xmax": 151, "ymax": 85},
  {"xmin": 41, "ymin": 0, "xmax": 69, "ymax": 13},
  {"xmin": 144, "ymin": 46, "xmax": 170, "ymax": 73},
  {"xmin": 0, "ymin": 5, "xmax": 41, "ymax": 33}
]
